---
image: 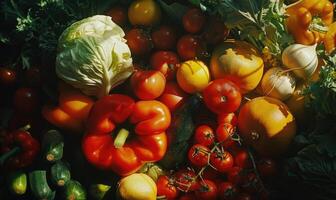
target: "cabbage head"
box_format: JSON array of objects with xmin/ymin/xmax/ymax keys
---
[{"xmin": 56, "ymin": 15, "xmax": 133, "ymax": 98}]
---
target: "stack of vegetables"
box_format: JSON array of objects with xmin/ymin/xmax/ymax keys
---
[{"xmin": 0, "ymin": 0, "xmax": 336, "ymax": 199}]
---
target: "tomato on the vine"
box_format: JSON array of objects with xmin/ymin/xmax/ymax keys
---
[
  {"xmin": 158, "ymin": 81, "xmax": 187, "ymax": 112},
  {"xmin": 217, "ymin": 112, "xmax": 238, "ymax": 126},
  {"xmin": 182, "ymin": 8, "xmax": 206, "ymax": 33},
  {"xmin": 194, "ymin": 125, "xmax": 215, "ymax": 147},
  {"xmin": 0, "ymin": 67, "xmax": 16, "ymax": 87},
  {"xmin": 203, "ymin": 79, "xmax": 242, "ymax": 114},
  {"xmin": 156, "ymin": 175, "xmax": 179, "ymax": 200},
  {"xmin": 195, "ymin": 180, "xmax": 218, "ymax": 200},
  {"xmin": 177, "ymin": 35, "xmax": 206, "ymax": 61},
  {"xmin": 13, "ymin": 87, "xmax": 40, "ymax": 114},
  {"xmin": 217, "ymin": 182, "xmax": 238, "ymax": 200},
  {"xmin": 126, "ymin": 28, "xmax": 152, "ymax": 56},
  {"xmin": 257, "ymin": 158, "xmax": 277, "ymax": 178},
  {"xmin": 130, "ymin": 69, "xmax": 166, "ymax": 100},
  {"xmin": 106, "ymin": 6, "xmax": 127, "ymax": 26},
  {"xmin": 227, "ymin": 167, "xmax": 244, "ymax": 185},
  {"xmin": 151, "ymin": 26, "xmax": 177, "ymax": 50},
  {"xmin": 216, "ymin": 123, "xmax": 234, "ymax": 143},
  {"xmin": 174, "ymin": 169, "xmax": 199, "ymax": 192},
  {"xmin": 234, "ymin": 149, "xmax": 252, "ymax": 169},
  {"xmin": 210, "ymin": 150, "xmax": 234, "ymax": 173},
  {"xmin": 188, "ymin": 144, "xmax": 210, "ymax": 168},
  {"xmin": 150, "ymin": 51, "xmax": 180, "ymax": 80}
]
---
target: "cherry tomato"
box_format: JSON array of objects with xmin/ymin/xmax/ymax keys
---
[
  {"xmin": 126, "ymin": 28, "xmax": 152, "ymax": 56},
  {"xmin": 194, "ymin": 125, "xmax": 215, "ymax": 147},
  {"xmin": 227, "ymin": 167, "xmax": 244, "ymax": 185},
  {"xmin": 178, "ymin": 193, "xmax": 196, "ymax": 200},
  {"xmin": 174, "ymin": 169, "xmax": 199, "ymax": 192},
  {"xmin": 0, "ymin": 67, "xmax": 16, "ymax": 86},
  {"xmin": 202, "ymin": 168, "xmax": 221, "ymax": 183},
  {"xmin": 235, "ymin": 193, "xmax": 252, "ymax": 200},
  {"xmin": 130, "ymin": 69, "xmax": 166, "ymax": 100},
  {"xmin": 188, "ymin": 144, "xmax": 210, "ymax": 168},
  {"xmin": 177, "ymin": 35, "xmax": 205, "ymax": 60},
  {"xmin": 106, "ymin": 6, "xmax": 128, "ymax": 26},
  {"xmin": 183, "ymin": 8, "xmax": 206, "ymax": 33},
  {"xmin": 157, "ymin": 175, "xmax": 179, "ymax": 200},
  {"xmin": 13, "ymin": 87, "xmax": 39, "ymax": 114},
  {"xmin": 128, "ymin": 0, "xmax": 161, "ymax": 26},
  {"xmin": 257, "ymin": 158, "xmax": 277, "ymax": 178},
  {"xmin": 217, "ymin": 112, "xmax": 238, "ymax": 126},
  {"xmin": 210, "ymin": 150, "xmax": 234, "ymax": 173},
  {"xmin": 241, "ymin": 173, "xmax": 259, "ymax": 194},
  {"xmin": 234, "ymin": 149, "xmax": 252, "ymax": 169},
  {"xmin": 217, "ymin": 182, "xmax": 238, "ymax": 200},
  {"xmin": 203, "ymin": 79, "xmax": 242, "ymax": 114},
  {"xmin": 195, "ymin": 180, "xmax": 218, "ymax": 200},
  {"xmin": 151, "ymin": 26, "xmax": 177, "ymax": 50},
  {"xmin": 158, "ymin": 81, "xmax": 187, "ymax": 112},
  {"xmin": 25, "ymin": 67, "xmax": 42, "ymax": 87},
  {"xmin": 150, "ymin": 51, "xmax": 180, "ymax": 80},
  {"xmin": 216, "ymin": 123, "xmax": 234, "ymax": 143},
  {"xmin": 202, "ymin": 17, "xmax": 230, "ymax": 45}
]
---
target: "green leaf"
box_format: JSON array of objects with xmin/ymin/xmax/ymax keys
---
[{"xmin": 157, "ymin": 0, "xmax": 188, "ymax": 24}]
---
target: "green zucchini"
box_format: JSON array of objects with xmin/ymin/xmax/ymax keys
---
[
  {"xmin": 29, "ymin": 170, "xmax": 56, "ymax": 200},
  {"xmin": 7, "ymin": 170, "xmax": 27, "ymax": 195},
  {"xmin": 64, "ymin": 180, "xmax": 86, "ymax": 200},
  {"xmin": 89, "ymin": 184, "xmax": 111, "ymax": 200},
  {"xmin": 42, "ymin": 129, "xmax": 64, "ymax": 162},
  {"xmin": 51, "ymin": 160, "xmax": 71, "ymax": 187}
]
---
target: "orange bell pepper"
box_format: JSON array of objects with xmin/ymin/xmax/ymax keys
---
[
  {"xmin": 324, "ymin": 22, "xmax": 336, "ymax": 54},
  {"xmin": 42, "ymin": 82, "xmax": 94, "ymax": 133},
  {"xmin": 286, "ymin": 0, "xmax": 334, "ymax": 45}
]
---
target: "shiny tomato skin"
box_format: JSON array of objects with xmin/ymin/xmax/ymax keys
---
[
  {"xmin": 216, "ymin": 123, "xmax": 234, "ymax": 143},
  {"xmin": 157, "ymin": 175, "xmax": 179, "ymax": 200},
  {"xmin": 210, "ymin": 151, "xmax": 234, "ymax": 173},
  {"xmin": 203, "ymin": 79, "xmax": 242, "ymax": 114},
  {"xmin": 174, "ymin": 169, "xmax": 199, "ymax": 192},
  {"xmin": 234, "ymin": 149, "xmax": 252, "ymax": 169},
  {"xmin": 126, "ymin": 28, "xmax": 152, "ymax": 56},
  {"xmin": 194, "ymin": 125, "xmax": 215, "ymax": 147},
  {"xmin": 130, "ymin": 70, "xmax": 166, "ymax": 100},
  {"xmin": 158, "ymin": 81, "xmax": 187, "ymax": 112},
  {"xmin": 151, "ymin": 25, "xmax": 177, "ymax": 50},
  {"xmin": 150, "ymin": 51, "xmax": 180, "ymax": 80},
  {"xmin": 217, "ymin": 182, "xmax": 238, "ymax": 200},
  {"xmin": 188, "ymin": 144, "xmax": 210, "ymax": 168},
  {"xmin": 177, "ymin": 35, "xmax": 205, "ymax": 61},
  {"xmin": 257, "ymin": 158, "xmax": 278, "ymax": 178},
  {"xmin": 0, "ymin": 67, "xmax": 16, "ymax": 86},
  {"xmin": 195, "ymin": 180, "xmax": 218, "ymax": 200},
  {"xmin": 13, "ymin": 87, "xmax": 40, "ymax": 114},
  {"xmin": 217, "ymin": 112, "xmax": 238, "ymax": 126},
  {"xmin": 227, "ymin": 167, "xmax": 244, "ymax": 185},
  {"xmin": 106, "ymin": 6, "xmax": 128, "ymax": 26},
  {"xmin": 182, "ymin": 8, "xmax": 206, "ymax": 33}
]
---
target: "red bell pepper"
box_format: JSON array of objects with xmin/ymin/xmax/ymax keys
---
[
  {"xmin": 82, "ymin": 94, "xmax": 171, "ymax": 176},
  {"xmin": 0, "ymin": 125, "xmax": 40, "ymax": 169}
]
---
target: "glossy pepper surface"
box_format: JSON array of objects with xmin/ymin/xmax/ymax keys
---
[
  {"xmin": 286, "ymin": 0, "xmax": 334, "ymax": 45},
  {"xmin": 82, "ymin": 94, "xmax": 171, "ymax": 176}
]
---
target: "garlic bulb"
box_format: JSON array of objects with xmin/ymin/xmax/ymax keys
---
[
  {"xmin": 261, "ymin": 67, "xmax": 296, "ymax": 101},
  {"xmin": 282, "ymin": 43, "xmax": 318, "ymax": 79}
]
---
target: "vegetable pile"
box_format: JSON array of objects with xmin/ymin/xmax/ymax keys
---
[{"xmin": 0, "ymin": 0, "xmax": 336, "ymax": 199}]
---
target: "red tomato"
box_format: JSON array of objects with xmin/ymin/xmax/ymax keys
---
[
  {"xmin": 157, "ymin": 175, "xmax": 179, "ymax": 200},
  {"xmin": 176, "ymin": 35, "xmax": 205, "ymax": 60},
  {"xmin": 203, "ymin": 79, "xmax": 242, "ymax": 114},
  {"xmin": 236, "ymin": 193, "xmax": 253, "ymax": 200},
  {"xmin": 217, "ymin": 182, "xmax": 238, "ymax": 200},
  {"xmin": 210, "ymin": 150, "xmax": 234, "ymax": 173},
  {"xmin": 106, "ymin": 6, "xmax": 128, "ymax": 26},
  {"xmin": 195, "ymin": 180, "xmax": 218, "ymax": 200},
  {"xmin": 158, "ymin": 81, "xmax": 187, "ymax": 112},
  {"xmin": 150, "ymin": 51, "xmax": 180, "ymax": 80},
  {"xmin": 188, "ymin": 144, "xmax": 210, "ymax": 168},
  {"xmin": 234, "ymin": 149, "xmax": 252, "ymax": 169},
  {"xmin": 194, "ymin": 125, "xmax": 215, "ymax": 147},
  {"xmin": 178, "ymin": 193, "xmax": 196, "ymax": 200},
  {"xmin": 217, "ymin": 112, "xmax": 238, "ymax": 126},
  {"xmin": 130, "ymin": 69, "xmax": 166, "ymax": 100},
  {"xmin": 227, "ymin": 167, "xmax": 244, "ymax": 185},
  {"xmin": 174, "ymin": 169, "xmax": 199, "ymax": 192},
  {"xmin": 202, "ymin": 168, "xmax": 221, "ymax": 183},
  {"xmin": 0, "ymin": 67, "xmax": 16, "ymax": 86},
  {"xmin": 216, "ymin": 123, "xmax": 234, "ymax": 143},
  {"xmin": 257, "ymin": 158, "xmax": 278, "ymax": 178},
  {"xmin": 151, "ymin": 25, "xmax": 177, "ymax": 50},
  {"xmin": 13, "ymin": 87, "xmax": 40, "ymax": 114},
  {"xmin": 126, "ymin": 28, "xmax": 152, "ymax": 56},
  {"xmin": 183, "ymin": 8, "xmax": 206, "ymax": 33},
  {"xmin": 202, "ymin": 17, "xmax": 230, "ymax": 45}
]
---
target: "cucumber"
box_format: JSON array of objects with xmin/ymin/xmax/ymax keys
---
[
  {"xmin": 89, "ymin": 184, "xmax": 111, "ymax": 200},
  {"xmin": 42, "ymin": 129, "xmax": 64, "ymax": 162},
  {"xmin": 64, "ymin": 180, "xmax": 86, "ymax": 200},
  {"xmin": 29, "ymin": 170, "xmax": 56, "ymax": 200},
  {"xmin": 51, "ymin": 160, "xmax": 71, "ymax": 187},
  {"xmin": 7, "ymin": 171, "xmax": 27, "ymax": 195}
]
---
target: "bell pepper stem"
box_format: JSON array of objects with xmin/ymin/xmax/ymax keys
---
[
  {"xmin": 0, "ymin": 147, "xmax": 20, "ymax": 165},
  {"xmin": 114, "ymin": 129, "xmax": 130, "ymax": 149}
]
